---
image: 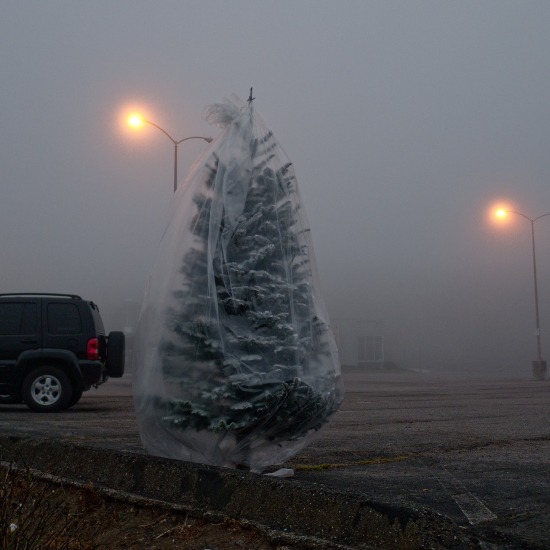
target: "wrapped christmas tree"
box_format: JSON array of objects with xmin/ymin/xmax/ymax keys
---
[{"xmin": 133, "ymin": 95, "xmax": 344, "ymax": 472}]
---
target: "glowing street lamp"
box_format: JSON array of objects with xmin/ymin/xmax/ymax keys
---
[
  {"xmin": 496, "ymin": 208, "xmax": 550, "ymax": 380},
  {"xmin": 128, "ymin": 116, "xmax": 213, "ymax": 192}
]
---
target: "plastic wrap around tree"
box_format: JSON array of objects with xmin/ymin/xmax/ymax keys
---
[{"xmin": 133, "ymin": 96, "xmax": 344, "ymax": 473}]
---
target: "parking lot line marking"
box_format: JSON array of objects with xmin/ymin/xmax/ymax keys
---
[{"xmin": 428, "ymin": 463, "xmax": 497, "ymax": 525}]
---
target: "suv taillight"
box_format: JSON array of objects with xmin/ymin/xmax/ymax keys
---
[{"xmin": 87, "ymin": 338, "xmax": 99, "ymax": 360}]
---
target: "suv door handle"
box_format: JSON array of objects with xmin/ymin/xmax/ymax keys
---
[{"xmin": 21, "ymin": 338, "xmax": 38, "ymax": 344}]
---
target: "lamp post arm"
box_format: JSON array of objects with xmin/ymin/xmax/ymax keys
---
[
  {"xmin": 143, "ymin": 121, "xmax": 213, "ymax": 146},
  {"xmin": 533, "ymin": 213, "xmax": 550, "ymax": 223},
  {"xmin": 507, "ymin": 210, "xmax": 534, "ymax": 223},
  {"xmin": 176, "ymin": 136, "xmax": 214, "ymax": 145},
  {"xmin": 144, "ymin": 120, "xmax": 177, "ymax": 145}
]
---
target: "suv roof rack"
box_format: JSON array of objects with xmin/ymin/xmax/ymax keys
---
[{"xmin": 0, "ymin": 293, "xmax": 83, "ymax": 300}]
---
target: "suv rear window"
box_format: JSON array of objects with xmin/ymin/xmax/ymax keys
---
[
  {"xmin": 89, "ymin": 302, "xmax": 105, "ymax": 335},
  {"xmin": 0, "ymin": 303, "xmax": 37, "ymax": 335},
  {"xmin": 47, "ymin": 303, "xmax": 82, "ymax": 335}
]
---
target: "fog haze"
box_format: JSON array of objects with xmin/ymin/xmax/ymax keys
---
[{"xmin": 2, "ymin": 1, "xmax": 550, "ymax": 376}]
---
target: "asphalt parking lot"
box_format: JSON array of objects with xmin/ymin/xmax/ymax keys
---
[{"xmin": 1, "ymin": 370, "xmax": 549, "ymax": 548}]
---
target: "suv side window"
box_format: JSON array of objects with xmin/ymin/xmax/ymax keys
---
[
  {"xmin": 0, "ymin": 303, "xmax": 23, "ymax": 335},
  {"xmin": 0, "ymin": 303, "xmax": 37, "ymax": 335},
  {"xmin": 20, "ymin": 303, "xmax": 37, "ymax": 334},
  {"xmin": 47, "ymin": 303, "xmax": 82, "ymax": 335}
]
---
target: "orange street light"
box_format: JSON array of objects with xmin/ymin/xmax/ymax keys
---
[
  {"xmin": 497, "ymin": 208, "xmax": 550, "ymax": 380},
  {"xmin": 128, "ymin": 115, "xmax": 213, "ymax": 192}
]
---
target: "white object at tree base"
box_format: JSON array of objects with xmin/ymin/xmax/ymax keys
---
[
  {"xmin": 265, "ymin": 468, "xmax": 295, "ymax": 478},
  {"xmin": 133, "ymin": 95, "xmax": 343, "ymax": 473}
]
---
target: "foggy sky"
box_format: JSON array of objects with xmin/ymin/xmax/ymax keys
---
[{"xmin": 2, "ymin": 1, "xmax": 550, "ymax": 376}]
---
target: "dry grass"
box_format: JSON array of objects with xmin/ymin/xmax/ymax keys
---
[
  {"xmin": 294, "ymin": 455, "xmax": 408, "ymax": 472},
  {"xmin": 0, "ymin": 464, "xmax": 287, "ymax": 550}
]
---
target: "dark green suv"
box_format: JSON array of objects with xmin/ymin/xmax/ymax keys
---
[{"xmin": 0, "ymin": 293, "xmax": 125, "ymax": 412}]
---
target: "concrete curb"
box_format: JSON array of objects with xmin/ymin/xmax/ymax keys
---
[{"xmin": 0, "ymin": 436, "xmax": 484, "ymax": 549}]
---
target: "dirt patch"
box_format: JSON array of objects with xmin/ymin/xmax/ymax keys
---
[{"xmin": 0, "ymin": 465, "xmax": 295, "ymax": 550}]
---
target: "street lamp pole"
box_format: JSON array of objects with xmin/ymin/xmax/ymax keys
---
[
  {"xmin": 130, "ymin": 118, "xmax": 213, "ymax": 192},
  {"xmin": 505, "ymin": 210, "xmax": 550, "ymax": 379}
]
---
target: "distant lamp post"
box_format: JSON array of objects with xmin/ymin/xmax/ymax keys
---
[
  {"xmin": 128, "ymin": 116, "xmax": 213, "ymax": 192},
  {"xmin": 497, "ymin": 208, "xmax": 550, "ymax": 380}
]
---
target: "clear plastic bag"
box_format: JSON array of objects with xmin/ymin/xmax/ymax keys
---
[{"xmin": 133, "ymin": 95, "xmax": 344, "ymax": 472}]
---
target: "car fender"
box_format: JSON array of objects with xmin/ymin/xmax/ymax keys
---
[{"xmin": 17, "ymin": 349, "xmax": 85, "ymax": 390}]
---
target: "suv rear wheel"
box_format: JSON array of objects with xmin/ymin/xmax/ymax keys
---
[{"xmin": 22, "ymin": 366, "xmax": 73, "ymax": 412}]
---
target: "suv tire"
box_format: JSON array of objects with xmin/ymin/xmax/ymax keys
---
[
  {"xmin": 22, "ymin": 366, "xmax": 73, "ymax": 412},
  {"xmin": 106, "ymin": 331, "xmax": 125, "ymax": 378}
]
